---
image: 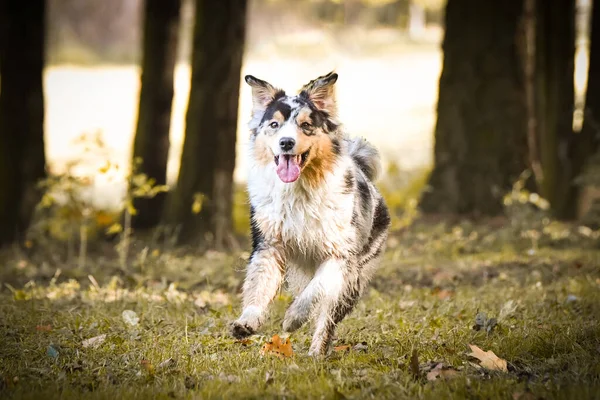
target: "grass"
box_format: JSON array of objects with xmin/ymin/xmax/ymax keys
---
[{"xmin": 1, "ymin": 220, "xmax": 599, "ymax": 399}]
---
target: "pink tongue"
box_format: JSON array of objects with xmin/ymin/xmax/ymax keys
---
[{"xmin": 276, "ymin": 155, "xmax": 301, "ymax": 183}]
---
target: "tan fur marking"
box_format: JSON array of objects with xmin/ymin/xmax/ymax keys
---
[
  {"xmin": 295, "ymin": 109, "xmax": 313, "ymax": 126},
  {"xmin": 254, "ymin": 134, "xmax": 274, "ymax": 166},
  {"xmin": 301, "ymin": 134, "xmax": 337, "ymax": 188},
  {"xmin": 271, "ymin": 111, "xmax": 284, "ymax": 123}
]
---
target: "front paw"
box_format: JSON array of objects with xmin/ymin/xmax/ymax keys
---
[
  {"xmin": 231, "ymin": 320, "xmax": 256, "ymax": 339},
  {"xmin": 282, "ymin": 307, "xmax": 309, "ymax": 332}
]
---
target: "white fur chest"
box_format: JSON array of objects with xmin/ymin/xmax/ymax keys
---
[{"xmin": 248, "ymin": 159, "xmax": 355, "ymax": 264}]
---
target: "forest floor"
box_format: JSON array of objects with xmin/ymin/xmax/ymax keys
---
[{"xmin": 1, "ymin": 219, "xmax": 599, "ymax": 399}]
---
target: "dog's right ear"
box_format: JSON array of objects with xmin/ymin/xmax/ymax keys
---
[{"xmin": 245, "ymin": 75, "xmax": 281, "ymax": 113}]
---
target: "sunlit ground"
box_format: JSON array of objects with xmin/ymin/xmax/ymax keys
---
[{"xmin": 44, "ymin": 30, "xmax": 442, "ymax": 208}]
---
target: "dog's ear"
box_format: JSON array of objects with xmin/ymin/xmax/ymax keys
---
[
  {"xmin": 245, "ymin": 75, "xmax": 281, "ymax": 113},
  {"xmin": 300, "ymin": 71, "xmax": 338, "ymax": 115}
]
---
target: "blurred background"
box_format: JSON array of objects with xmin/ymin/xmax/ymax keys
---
[
  {"xmin": 0, "ymin": 0, "xmax": 598, "ymax": 266},
  {"xmin": 43, "ymin": 0, "xmax": 443, "ymax": 201}
]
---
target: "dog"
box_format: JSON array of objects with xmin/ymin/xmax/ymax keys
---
[{"xmin": 231, "ymin": 72, "xmax": 391, "ymax": 356}]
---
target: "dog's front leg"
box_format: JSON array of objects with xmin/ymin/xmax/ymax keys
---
[{"xmin": 231, "ymin": 246, "xmax": 284, "ymax": 338}]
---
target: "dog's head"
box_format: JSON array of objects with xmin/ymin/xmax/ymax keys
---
[{"xmin": 246, "ymin": 72, "xmax": 341, "ymax": 184}]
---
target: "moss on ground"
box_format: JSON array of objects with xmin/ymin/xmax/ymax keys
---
[{"xmin": 1, "ymin": 221, "xmax": 599, "ymax": 399}]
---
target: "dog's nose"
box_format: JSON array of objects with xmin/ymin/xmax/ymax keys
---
[{"xmin": 279, "ymin": 137, "xmax": 295, "ymax": 152}]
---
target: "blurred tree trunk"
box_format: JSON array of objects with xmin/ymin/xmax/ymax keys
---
[
  {"xmin": 577, "ymin": 0, "xmax": 600, "ymax": 218},
  {"xmin": 0, "ymin": 0, "xmax": 47, "ymax": 247},
  {"xmin": 163, "ymin": 0, "xmax": 247, "ymax": 248},
  {"xmin": 535, "ymin": 0, "xmax": 576, "ymax": 219},
  {"xmin": 419, "ymin": 0, "xmax": 528, "ymax": 216},
  {"xmin": 130, "ymin": 0, "xmax": 181, "ymax": 229}
]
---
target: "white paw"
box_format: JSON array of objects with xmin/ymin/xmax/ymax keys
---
[{"xmin": 231, "ymin": 306, "xmax": 263, "ymax": 338}]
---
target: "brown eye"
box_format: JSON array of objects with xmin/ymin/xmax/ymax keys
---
[
  {"xmin": 301, "ymin": 122, "xmax": 311, "ymax": 129},
  {"xmin": 269, "ymin": 121, "xmax": 279, "ymax": 129}
]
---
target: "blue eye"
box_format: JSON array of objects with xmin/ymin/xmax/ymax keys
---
[{"xmin": 269, "ymin": 121, "xmax": 279, "ymax": 129}]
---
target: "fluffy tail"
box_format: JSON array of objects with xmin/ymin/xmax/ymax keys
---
[{"xmin": 346, "ymin": 137, "xmax": 382, "ymax": 182}]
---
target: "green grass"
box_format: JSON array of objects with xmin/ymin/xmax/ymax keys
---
[{"xmin": 1, "ymin": 221, "xmax": 599, "ymax": 399}]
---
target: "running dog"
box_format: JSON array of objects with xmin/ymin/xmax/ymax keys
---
[{"xmin": 231, "ymin": 72, "xmax": 391, "ymax": 356}]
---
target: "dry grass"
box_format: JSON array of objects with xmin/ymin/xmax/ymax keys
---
[{"xmin": 1, "ymin": 218, "xmax": 599, "ymax": 399}]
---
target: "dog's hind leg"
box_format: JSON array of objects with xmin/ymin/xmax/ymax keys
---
[
  {"xmin": 282, "ymin": 258, "xmax": 346, "ymax": 333},
  {"xmin": 231, "ymin": 246, "xmax": 284, "ymax": 338},
  {"xmin": 308, "ymin": 271, "xmax": 363, "ymax": 356}
]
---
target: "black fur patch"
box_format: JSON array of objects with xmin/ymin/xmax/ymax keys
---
[
  {"xmin": 357, "ymin": 198, "xmax": 390, "ymax": 266},
  {"xmin": 249, "ymin": 206, "xmax": 264, "ymax": 258},
  {"xmin": 332, "ymin": 138, "xmax": 341, "ymax": 155},
  {"xmin": 297, "ymin": 92, "xmax": 338, "ymax": 132},
  {"xmin": 333, "ymin": 285, "xmax": 360, "ymax": 322},
  {"xmin": 358, "ymin": 240, "xmax": 384, "ymax": 268},
  {"xmin": 371, "ymin": 197, "xmax": 391, "ymax": 239},
  {"xmin": 343, "ymin": 169, "xmax": 354, "ymax": 195},
  {"xmin": 353, "ymin": 154, "xmax": 370, "ymax": 178},
  {"xmin": 260, "ymin": 91, "xmax": 289, "ymax": 124},
  {"xmin": 356, "ymin": 174, "xmax": 371, "ymax": 215}
]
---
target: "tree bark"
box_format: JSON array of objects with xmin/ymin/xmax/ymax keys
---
[
  {"xmin": 419, "ymin": 0, "xmax": 528, "ymax": 216},
  {"xmin": 535, "ymin": 0, "xmax": 576, "ymax": 219},
  {"xmin": 130, "ymin": 0, "xmax": 181, "ymax": 229},
  {"xmin": 163, "ymin": 0, "xmax": 247, "ymax": 248},
  {"xmin": 578, "ymin": 0, "xmax": 600, "ymax": 216},
  {"xmin": 0, "ymin": 0, "xmax": 47, "ymax": 247}
]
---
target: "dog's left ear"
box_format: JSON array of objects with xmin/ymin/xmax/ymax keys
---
[
  {"xmin": 245, "ymin": 75, "xmax": 281, "ymax": 113},
  {"xmin": 300, "ymin": 71, "xmax": 338, "ymax": 115}
]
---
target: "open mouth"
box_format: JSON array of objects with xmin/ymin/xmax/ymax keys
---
[{"xmin": 273, "ymin": 150, "xmax": 310, "ymax": 183}]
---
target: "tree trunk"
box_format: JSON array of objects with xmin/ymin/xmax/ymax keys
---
[
  {"xmin": 0, "ymin": 0, "xmax": 47, "ymax": 247},
  {"xmin": 163, "ymin": 0, "xmax": 247, "ymax": 248},
  {"xmin": 535, "ymin": 0, "xmax": 576, "ymax": 219},
  {"xmin": 130, "ymin": 0, "xmax": 181, "ymax": 229},
  {"xmin": 419, "ymin": 0, "xmax": 528, "ymax": 216},
  {"xmin": 578, "ymin": 0, "xmax": 600, "ymax": 217}
]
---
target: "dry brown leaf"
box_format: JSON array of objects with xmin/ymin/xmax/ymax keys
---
[
  {"xmin": 512, "ymin": 391, "xmax": 537, "ymax": 400},
  {"xmin": 409, "ymin": 349, "xmax": 420, "ymax": 379},
  {"xmin": 236, "ymin": 338, "xmax": 253, "ymax": 346},
  {"xmin": 334, "ymin": 345, "xmax": 351, "ymax": 352},
  {"xmin": 426, "ymin": 363, "xmax": 459, "ymax": 381},
  {"xmin": 436, "ymin": 289, "xmax": 454, "ymax": 300},
  {"xmin": 35, "ymin": 325, "xmax": 52, "ymax": 332},
  {"xmin": 140, "ymin": 359, "xmax": 155, "ymax": 374},
  {"xmin": 468, "ymin": 344, "xmax": 507, "ymax": 372},
  {"xmin": 261, "ymin": 334, "xmax": 293, "ymax": 358}
]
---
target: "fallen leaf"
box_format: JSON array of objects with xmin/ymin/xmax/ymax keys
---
[
  {"xmin": 82, "ymin": 334, "xmax": 106, "ymax": 349},
  {"xmin": 473, "ymin": 312, "xmax": 498, "ymax": 334},
  {"xmin": 157, "ymin": 358, "xmax": 176, "ymax": 370},
  {"xmin": 140, "ymin": 359, "xmax": 154, "ymax": 374},
  {"xmin": 512, "ymin": 390, "xmax": 537, "ymax": 400},
  {"xmin": 261, "ymin": 334, "xmax": 293, "ymax": 358},
  {"xmin": 426, "ymin": 363, "xmax": 459, "ymax": 381},
  {"xmin": 499, "ymin": 300, "xmax": 518, "ymax": 321},
  {"xmin": 122, "ymin": 310, "xmax": 139, "ymax": 326},
  {"xmin": 265, "ymin": 371, "xmax": 274, "ymax": 384},
  {"xmin": 467, "ymin": 344, "xmax": 507, "ymax": 372},
  {"xmin": 433, "ymin": 288, "xmax": 454, "ymax": 300},
  {"xmin": 36, "ymin": 325, "xmax": 52, "ymax": 332},
  {"xmin": 398, "ymin": 300, "xmax": 416, "ymax": 310},
  {"xmin": 46, "ymin": 345, "xmax": 59, "ymax": 359},
  {"xmin": 236, "ymin": 338, "xmax": 253, "ymax": 346},
  {"xmin": 334, "ymin": 345, "xmax": 351, "ymax": 352},
  {"xmin": 353, "ymin": 342, "xmax": 368, "ymax": 351},
  {"xmin": 409, "ymin": 349, "xmax": 420, "ymax": 379},
  {"xmin": 218, "ymin": 372, "xmax": 240, "ymax": 383},
  {"xmin": 566, "ymin": 294, "xmax": 578, "ymax": 304}
]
